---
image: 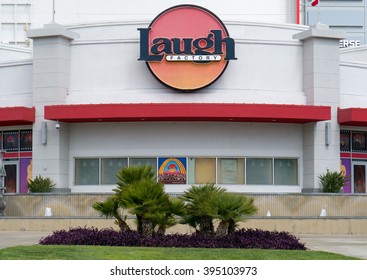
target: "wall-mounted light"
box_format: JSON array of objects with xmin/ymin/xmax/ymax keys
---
[
  {"xmin": 41, "ymin": 121, "xmax": 47, "ymax": 144},
  {"xmin": 325, "ymin": 121, "xmax": 331, "ymax": 146},
  {"xmin": 55, "ymin": 120, "xmax": 60, "ymax": 130}
]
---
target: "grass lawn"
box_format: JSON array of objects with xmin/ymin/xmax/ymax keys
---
[{"xmin": 0, "ymin": 245, "xmax": 360, "ymax": 260}]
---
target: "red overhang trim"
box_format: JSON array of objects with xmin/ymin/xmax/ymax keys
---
[
  {"xmin": 338, "ymin": 108, "xmax": 367, "ymax": 126},
  {"xmin": 44, "ymin": 103, "xmax": 331, "ymax": 124},
  {"xmin": 0, "ymin": 106, "xmax": 35, "ymax": 126}
]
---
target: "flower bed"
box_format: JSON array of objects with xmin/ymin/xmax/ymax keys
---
[{"xmin": 39, "ymin": 227, "xmax": 306, "ymax": 250}]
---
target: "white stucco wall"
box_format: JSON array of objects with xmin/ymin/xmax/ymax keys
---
[
  {"xmin": 0, "ymin": 45, "xmax": 32, "ymax": 61},
  {"xmin": 67, "ymin": 21, "xmax": 306, "ymax": 105},
  {"xmin": 340, "ymin": 46, "xmax": 367, "ymax": 108},
  {"xmin": 0, "ymin": 59, "xmax": 33, "ymax": 107}
]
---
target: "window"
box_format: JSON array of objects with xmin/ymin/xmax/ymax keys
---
[
  {"xmin": 0, "ymin": 3, "xmax": 31, "ymax": 46},
  {"xmin": 75, "ymin": 158, "xmax": 99, "ymax": 185},
  {"xmin": 129, "ymin": 158, "xmax": 157, "ymax": 177},
  {"xmin": 274, "ymin": 159, "xmax": 298, "ymax": 185},
  {"xmin": 20, "ymin": 130, "xmax": 32, "ymax": 151},
  {"xmin": 188, "ymin": 158, "xmax": 216, "ymax": 184},
  {"xmin": 341, "ymin": 130, "xmax": 367, "ymax": 153},
  {"xmin": 340, "ymin": 130, "xmax": 351, "ymax": 152},
  {"xmin": 0, "ymin": 130, "xmax": 32, "ymax": 152},
  {"xmin": 246, "ymin": 158, "xmax": 273, "ymax": 185},
  {"xmin": 352, "ymin": 131, "xmax": 366, "ymax": 152},
  {"xmin": 74, "ymin": 156, "xmax": 299, "ymax": 186},
  {"xmin": 217, "ymin": 158, "xmax": 245, "ymax": 184},
  {"xmin": 101, "ymin": 158, "xmax": 128, "ymax": 185},
  {"xmin": 3, "ymin": 130, "xmax": 19, "ymax": 152},
  {"xmin": 75, "ymin": 157, "xmax": 156, "ymax": 186}
]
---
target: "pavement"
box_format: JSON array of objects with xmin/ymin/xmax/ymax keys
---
[
  {"xmin": 0, "ymin": 231, "xmax": 366, "ymax": 259},
  {"xmin": 0, "ymin": 231, "xmax": 52, "ymax": 250},
  {"xmin": 298, "ymin": 234, "xmax": 367, "ymax": 259}
]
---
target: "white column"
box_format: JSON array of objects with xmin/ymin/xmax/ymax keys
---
[
  {"xmin": 294, "ymin": 23, "xmax": 345, "ymax": 192},
  {"xmin": 28, "ymin": 23, "xmax": 79, "ymax": 192}
]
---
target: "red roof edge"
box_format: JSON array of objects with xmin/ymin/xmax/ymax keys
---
[
  {"xmin": 44, "ymin": 103, "xmax": 331, "ymax": 124},
  {"xmin": 0, "ymin": 106, "xmax": 35, "ymax": 126},
  {"xmin": 338, "ymin": 108, "xmax": 367, "ymax": 126}
]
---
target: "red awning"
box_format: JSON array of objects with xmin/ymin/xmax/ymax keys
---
[
  {"xmin": 0, "ymin": 106, "xmax": 35, "ymax": 126},
  {"xmin": 44, "ymin": 103, "xmax": 330, "ymax": 123},
  {"xmin": 338, "ymin": 108, "xmax": 367, "ymax": 126}
]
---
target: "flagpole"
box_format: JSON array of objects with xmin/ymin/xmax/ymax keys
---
[
  {"xmin": 52, "ymin": 0, "xmax": 56, "ymax": 23},
  {"xmin": 317, "ymin": 0, "xmax": 320, "ymax": 23}
]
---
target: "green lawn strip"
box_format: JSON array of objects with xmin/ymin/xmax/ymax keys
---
[{"xmin": 0, "ymin": 245, "xmax": 360, "ymax": 260}]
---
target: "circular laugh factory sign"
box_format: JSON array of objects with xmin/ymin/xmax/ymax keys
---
[{"xmin": 138, "ymin": 5, "xmax": 237, "ymax": 91}]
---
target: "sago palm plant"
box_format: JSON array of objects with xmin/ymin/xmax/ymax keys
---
[
  {"xmin": 114, "ymin": 165, "xmax": 157, "ymax": 233},
  {"xmin": 210, "ymin": 193, "xmax": 257, "ymax": 237},
  {"xmin": 318, "ymin": 170, "xmax": 348, "ymax": 193},
  {"xmin": 93, "ymin": 165, "xmax": 156, "ymax": 233},
  {"xmin": 120, "ymin": 178, "xmax": 168, "ymax": 238},
  {"xmin": 153, "ymin": 198, "xmax": 186, "ymax": 235},
  {"xmin": 180, "ymin": 184, "xmax": 226, "ymax": 235},
  {"xmin": 92, "ymin": 195, "xmax": 130, "ymax": 232}
]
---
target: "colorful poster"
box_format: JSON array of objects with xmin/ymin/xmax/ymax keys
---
[
  {"xmin": 3, "ymin": 131, "xmax": 19, "ymax": 152},
  {"xmin": 20, "ymin": 158, "xmax": 32, "ymax": 193},
  {"xmin": 20, "ymin": 130, "xmax": 32, "ymax": 151},
  {"xmin": 352, "ymin": 131, "xmax": 366, "ymax": 151},
  {"xmin": 340, "ymin": 158, "xmax": 351, "ymax": 193},
  {"xmin": 158, "ymin": 157, "xmax": 187, "ymax": 184},
  {"xmin": 340, "ymin": 130, "xmax": 350, "ymax": 152}
]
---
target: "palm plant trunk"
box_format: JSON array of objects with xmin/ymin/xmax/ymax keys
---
[
  {"xmin": 228, "ymin": 219, "xmax": 236, "ymax": 235},
  {"xmin": 136, "ymin": 215, "xmax": 143, "ymax": 235},
  {"xmin": 215, "ymin": 220, "xmax": 229, "ymax": 237},
  {"xmin": 116, "ymin": 217, "xmax": 130, "ymax": 232},
  {"xmin": 141, "ymin": 216, "xmax": 154, "ymax": 239},
  {"xmin": 199, "ymin": 216, "xmax": 214, "ymax": 235},
  {"xmin": 156, "ymin": 225, "xmax": 166, "ymax": 236}
]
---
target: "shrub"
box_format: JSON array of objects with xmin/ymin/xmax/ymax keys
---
[
  {"xmin": 318, "ymin": 170, "xmax": 348, "ymax": 193},
  {"xmin": 179, "ymin": 184, "xmax": 226, "ymax": 235},
  {"xmin": 27, "ymin": 175, "xmax": 55, "ymax": 193},
  {"xmin": 179, "ymin": 185, "xmax": 257, "ymax": 236},
  {"xmin": 93, "ymin": 165, "xmax": 185, "ymax": 237},
  {"xmin": 39, "ymin": 227, "xmax": 306, "ymax": 250}
]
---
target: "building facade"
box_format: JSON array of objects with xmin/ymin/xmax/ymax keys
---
[
  {"xmin": 304, "ymin": 0, "xmax": 367, "ymax": 47},
  {"xmin": 1, "ymin": 4, "xmax": 367, "ymax": 194}
]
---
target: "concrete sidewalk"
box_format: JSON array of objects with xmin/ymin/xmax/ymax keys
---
[
  {"xmin": 0, "ymin": 231, "xmax": 366, "ymax": 259},
  {"xmin": 298, "ymin": 234, "xmax": 367, "ymax": 259},
  {"xmin": 0, "ymin": 231, "xmax": 52, "ymax": 249}
]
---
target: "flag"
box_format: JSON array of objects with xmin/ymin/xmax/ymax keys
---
[{"xmin": 311, "ymin": 0, "xmax": 319, "ymax": 6}]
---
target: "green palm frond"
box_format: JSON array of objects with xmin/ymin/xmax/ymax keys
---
[
  {"xmin": 211, "ymin": 193, "xmax": 257, "ymax": 223},
  {"xmin": 115, "ymin": 165, "xmax": 156, "ymax": 190},
  {"xmin": 92, "ymin": 196, "xmax": 119, "ymax": 219}
]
